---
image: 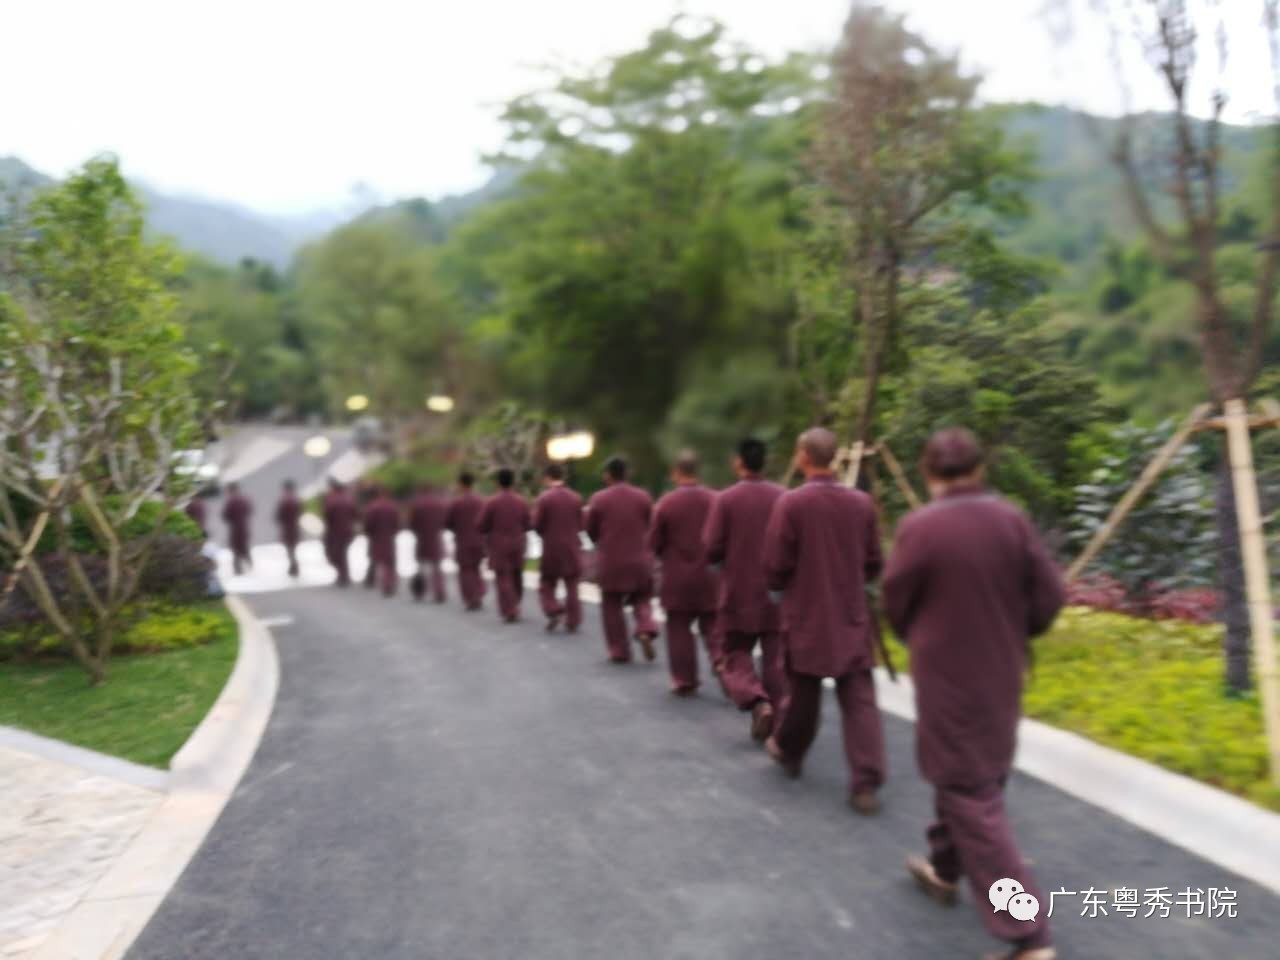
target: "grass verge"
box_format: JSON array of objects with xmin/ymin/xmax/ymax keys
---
[
  {"xmin": 0, "ymin": 601, "xmax": 239, "ymax": 768},
  {"xmin": 888, "ymin": 606, "xmax": 1279, "ymax": 812}
]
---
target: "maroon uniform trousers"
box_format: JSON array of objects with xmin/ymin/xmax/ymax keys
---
[
  {"xmin": 882, "ymin": 486, "xmax": 1065, "ymax": 952},
  {"xmin": 718, "ymin": 630, "xmax": 786, "ymax": 710}
]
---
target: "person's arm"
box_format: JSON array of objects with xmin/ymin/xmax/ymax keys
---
[
  {"xmin": 702, "ymin": 496, "xmax": 727, "ymax": 567},
  {"xmin": 646, "ymin": 501, "xmax": 667, "ymax": 558},
  {"xmin": 881, "ymin": 518, "xmax": 924, "ymax": 641},
  {"xmin": 532, "ymin": 497, "xmax": 545, "ymax": 536},
  {"xmin": 762, "ymin": 497, "xmax": 796, "ymax": 593},
  {"xmin": 1024, "ymin": 516, "xmax": 1066, "ymax": 637},
  {"xmin": 522, "ymin": 500, "xmax": 532, "ymax": 532},
  {"xmin": 478, "ymin": 500, "xmax": 493, "ymax": 536},
  {"xmin": 585, "ymin": 498, "xmax": 602, "ymax": 543}
]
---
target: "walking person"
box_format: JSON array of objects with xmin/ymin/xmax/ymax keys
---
[
  {"xmin": 479, "ymin": 468, "xmax": 531, "ymax": 623},
  {"xmin": 649, "ymin": 451, "xmax": 720, "ymax": 696},
  {"xmin": 221, "ymin": 482, "xmax": 253, "ymax": 576},
  {"xmin": 533, "ymin": 463, "xmax": 583, "ymax": 632},
  {"xmin": 408, "ymin": 483, "xmax": 448, "ymax": 603},
  {"xmin": 883, "ymin": 428, "xmax": 1064, "ymax": 960},
  {"xmin": 585, "ymin": 456, "xmax": 658, "ymax": 663},
  {"xmin": 322, "ymin": 478, "xmax": 358, "ymax": 586},
  {"xmin": 702, "ymin": 438, "xmax": 787, "ymax": 739},
  {"xmin": 446, "ymin": 472, "xmax": 487, "ymax": 611},
  {"xmin": 275, "ymin": 479, "xmax": 302, "ymax": 578},
  {"xmin": 362, "ymin": 485, "xmax": 401, "ymax": 597},
  {"xmin": 762, "ymin": 427, "xmax": 887, "ymax": 815}
]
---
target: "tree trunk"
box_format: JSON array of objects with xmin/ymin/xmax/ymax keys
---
[{"xmin": 1217, "ymin": 453, "xmax": 1252, "ymax": 692}]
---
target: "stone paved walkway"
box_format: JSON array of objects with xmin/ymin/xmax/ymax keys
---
[{"xmin": 0, "ymin": 744, "xmax": 163, "ymax": 958}]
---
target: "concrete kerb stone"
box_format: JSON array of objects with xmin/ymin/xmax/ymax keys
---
[
  {"xmin": 530, "ymin": 570, "xmax": 1280, "ymax": 895},
  {"xmin": 28, "ymin": 594, "xmax": 280, "ymax": 960}
]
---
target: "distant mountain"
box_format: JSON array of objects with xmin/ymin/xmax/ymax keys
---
[
  {"xmin": 0, "ymin": 156, "xmax": 352, "ymax": 267},
  {"xmin": 352, "ymin": 166, "xmax": 522, "ymax": 244},
  {"xmin": 994, "ymin": 105, "xmax": 1267, "ymax": 284}
]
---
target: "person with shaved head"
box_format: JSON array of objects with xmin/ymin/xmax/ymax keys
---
[
  {"xmin": 702, "ymin": 437, "xmax": 788, "ymax": 740},
  {"xmin": 762, "ymin": 427, "xmax": 887, "ymax": 815},
  {"xmin": 586, "ymin": 456, "xmax": 658, "ymax": 663},
  {"xmin": 648, "ymin": 450, "xmax": 720, "ymax": 695},
  {"xmin": 883, "ymin": 428, "xmax": 1063, "ymax": 960}
]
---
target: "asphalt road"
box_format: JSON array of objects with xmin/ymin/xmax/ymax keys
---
[{"xmin": 127, "ymin": 585, "xmax": 1280, "ymax": 960}]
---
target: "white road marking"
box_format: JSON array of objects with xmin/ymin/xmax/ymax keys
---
[{"xmin": 220, "ymin": 435, "xmax": 294, "ymax": 484}]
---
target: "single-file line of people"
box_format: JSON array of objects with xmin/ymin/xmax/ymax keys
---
[{"xmin": 213, "ymin": 427, "xmax": 1063, "ymax": 960}]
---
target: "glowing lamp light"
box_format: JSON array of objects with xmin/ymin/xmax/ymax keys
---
[
  {"xmin": 546, "ymin": 431, "xmax": 595, "ymax": 462},
  {"xmin": 426, "ymin": 394, "xmax": 455, "ymax": 413},
  {"xmin": 303, "ymin": 435, "xmax": 332, "ymax": 459},
  {"xmin": 345, "ymin": 394, "xmax": 370, "ymax": 413}
]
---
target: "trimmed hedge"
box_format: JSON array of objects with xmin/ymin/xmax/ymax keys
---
[{"xmin": 0, "ymin": 599, "xmax": 225, "ymax": 660}]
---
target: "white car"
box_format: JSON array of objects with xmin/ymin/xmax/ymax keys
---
[{"xmin": 173, "ymin": 449, "xmax": 221, "ymax": 495}]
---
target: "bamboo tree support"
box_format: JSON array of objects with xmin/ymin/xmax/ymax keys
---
[
  {"xmin": 1223, "ymin": 398, "xmax": 1280, "ymax": 787},
  {"xmin": 843, "ymin": 441, "xmax": 865, "ymax": 488},
  {"xmin": 1065, "ymin": 403, "xmax": 1213, "ymax": 582},
  {"xmin": 875, "ymin": 441, "xmax": 923, "ymax": 510}
]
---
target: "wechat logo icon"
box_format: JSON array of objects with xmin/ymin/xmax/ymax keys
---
[{"xmin": 990, "ymin": 879, "xmax": 1040, "ymax": 922}]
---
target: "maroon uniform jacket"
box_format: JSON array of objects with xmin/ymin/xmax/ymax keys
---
[
  {"xmin": 363, "ymin": 496, "xmax": 401, "ymax": 567},
  {"xmin": 763, "ymin": 475, "xmax": 882, "ymax": 678},
  {"xmin": 702, "ymin": 476, "xmax": 785, "ymax": 633},
  {"xmin": 649, "ymin": 484, "xmax": 718, "ymax": 613},
  {"xmin": 408, "ymin": 493, "xmax": 448, "ymax": 563},
  {"xmin": 446, "ymin": 492, "xmax": 487, "ymax": 567},
  {"xmin": 479, "ymin": 490, "xmax": 531, "ymax": 573},
  {"xmin": 323, "ymin": 490, "xmax": 358, "ymax": 551},
  {"xmin": 586, "ymin": 483, "xmax": 654, "ymax": 594},
  {"xmin": 275, "ymin": 494, "xmax": 302, "ymax": 546},
  {"xmin": 534, "ymin": 485, "xmax": 584, "ymax": 579},
  {"xmin": 221, "ymin": 494, "xmax": 253, "ymax": 553},
  {"xmin": 882, "ymin": 487, "xmax": 1065, "ymax": 787}
]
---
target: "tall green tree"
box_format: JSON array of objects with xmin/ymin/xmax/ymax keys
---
[
  {"xmin": 0, "ymin": 157, "xmax": 200, "ymax": 683},
  {"xmin": 806, "ymin": 3, "xmax": 1043, "ymax": 444}
]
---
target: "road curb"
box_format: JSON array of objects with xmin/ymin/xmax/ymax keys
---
[
  {"xmin": 29, "ymin": 594, "xmax": 280, "ymax": 960},
  {"xmin": 540, "ymin": 571, "xmax": 1280, "ymax": 894}
]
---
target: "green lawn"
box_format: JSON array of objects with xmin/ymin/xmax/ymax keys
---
[
  {"xmin": 889, "ymin": 607, "xmax": 1279, "ymax": 812},
  {"xmin": 0, "ymin": 602, "xmax": 239, "ymax": 768}
]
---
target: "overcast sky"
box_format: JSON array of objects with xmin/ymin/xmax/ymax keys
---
[{"xmin": 2, "ymin": 0, "xmax": 1274, "ymax": 215}]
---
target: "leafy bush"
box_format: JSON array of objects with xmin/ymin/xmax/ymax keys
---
[
  {"xmin": 1068, "ymin": 421, "xmax": 1216, "ymax": 605},
  {"xmin": 8, "ymin": 492, "xmax": 202, "ymax": 557},
  {"xmin": 1, "ymin": 598, "xmax": 225, "ymax": 660},
  {"xmin": 365, "ymin": 458, "xmax": 456, "ymax": 498}
]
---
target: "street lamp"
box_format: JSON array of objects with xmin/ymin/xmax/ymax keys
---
[
  {"xmin": 546, "ymin": 430, "xmax": 595, "ymax": 462},
  {"xmin": 345, "ymin": 394, "xmax": 370, "ymax": 413},
  {"xmin": 425, "ymin": 394, "xmax": 455, "ymax": 413},
  {"xmin": 303, "ymin": 434, "xmax": 332, "ymax": 486}
]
